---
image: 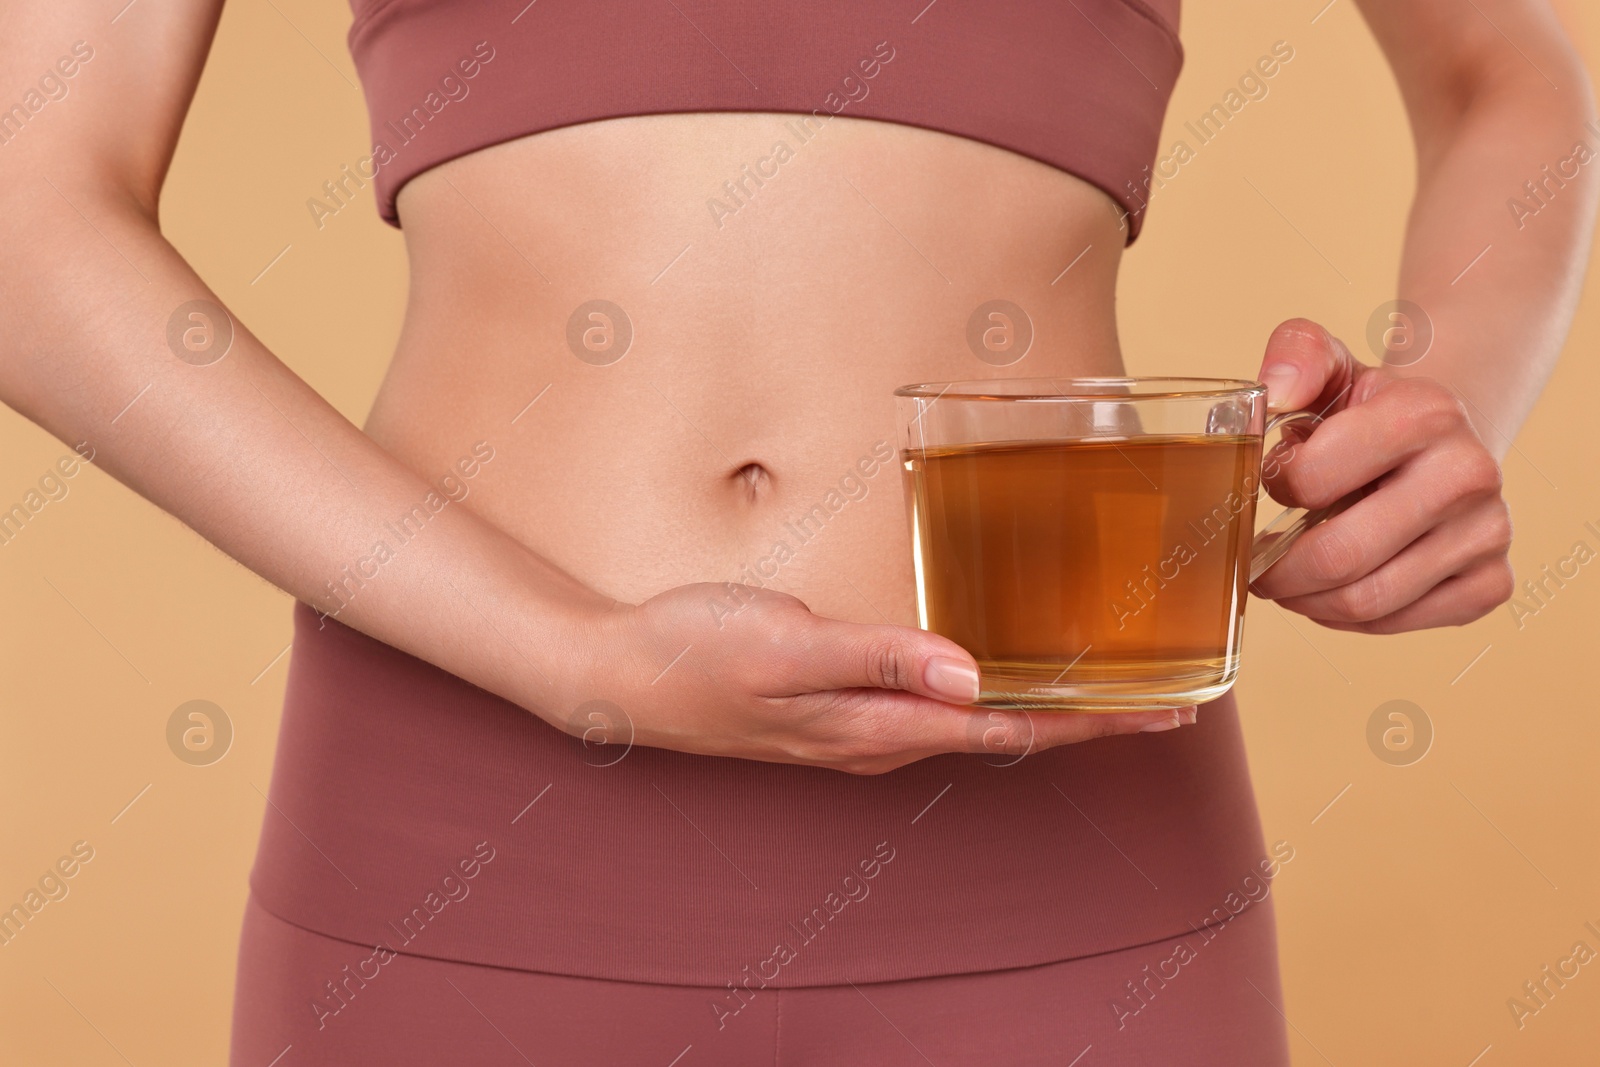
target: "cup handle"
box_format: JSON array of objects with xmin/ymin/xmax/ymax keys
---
[{"xmin": 1248, "ymin": 410, "xmax": 1359, "ymax": 583}]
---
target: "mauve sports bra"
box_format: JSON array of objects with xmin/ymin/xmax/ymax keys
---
[{"xmin": 344, "ymin": 0, "xmax": 1183, "ymax": 241}]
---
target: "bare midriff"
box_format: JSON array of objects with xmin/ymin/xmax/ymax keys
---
[{"xmin": 361, "ymin": 112, "xmax": 1128, "ymax": 619}]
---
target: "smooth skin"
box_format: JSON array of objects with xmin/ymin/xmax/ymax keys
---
[{"xmin": 0, "ymin": 1, "xmax": 1594, "ymax": 776}]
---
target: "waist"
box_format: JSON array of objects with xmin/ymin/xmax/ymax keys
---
[
  {"xmin": 250, "ymin": 600, "xmax": 1271, "ymax": 986},
  {"xmin": 362, "ymin": 114, "xmax": 1127, "ymax": 609}
]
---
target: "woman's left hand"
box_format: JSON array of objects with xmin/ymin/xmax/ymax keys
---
[{"xmin": 1247, "ymin": 317, "xmax": 1516, "ymax": 634}]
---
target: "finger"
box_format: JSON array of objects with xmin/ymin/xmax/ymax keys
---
[
  {"xmin": 760, "ymin": 607, "xmax": 1189, "ymax": 751},
  {"xmin": 792, "ymin": 690, "xmax": 1193, "ymax": 772},
  {"xmin": 1256, "ymin": 318, "xmax": 1367, "ymax": 415},
  {"xmin": 1254, "ymin": 443, "xmax": 1503, "ymax": 600},
  {"xmin": 1272, "ymin": 497, "xmax": 1513, "ymax": 623},
  {"xmin": 1306, "ymin": 556, "xmax": 1515, "ymax": 635},
  {"xmin": 776, "ymin": 614, "xmax": 986, "ymax": 704},
  {"xmin": 1261, "ymin": 376, "xmax": 1485, "ymax": 511}
]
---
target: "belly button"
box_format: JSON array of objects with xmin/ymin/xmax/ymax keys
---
[{"xmin": 731, "ymin": 462, "xmax": 773, "ymax": 501}]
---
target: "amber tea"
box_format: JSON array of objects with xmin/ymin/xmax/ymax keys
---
[{"xmin": 904, "ymin": 434, "xmax": 1265, "ymax": 707}]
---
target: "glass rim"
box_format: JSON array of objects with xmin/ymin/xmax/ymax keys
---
[{"xmin": 893, "ymin": 376, "xmax": 1266, "ymax": 402}]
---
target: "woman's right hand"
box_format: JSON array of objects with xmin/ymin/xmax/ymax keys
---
[{"xmin": 560, "ymin": 583, "xmax": 1195, "ymax": 775}]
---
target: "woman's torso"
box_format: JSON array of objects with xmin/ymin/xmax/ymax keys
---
[{"xmin": 244, "ymin": 0, "xmax": 1278, "ymax": 988}]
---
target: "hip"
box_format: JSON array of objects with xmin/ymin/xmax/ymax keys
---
[{"xmin": 247, "ymin": 599, "xmax": 1281, "ymax": 987}]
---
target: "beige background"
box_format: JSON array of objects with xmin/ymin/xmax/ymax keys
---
[{"xmin": 3, "ymin": 1, "xmax": 1598, "ymax": 1063}]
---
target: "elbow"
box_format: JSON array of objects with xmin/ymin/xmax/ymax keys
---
[
  {"xmin": 1412, "ymin": 29, "xmax": 1598, "ymax": 172},
  {"xmin": 1540, "ymin": 43, "xmax": 1600, "ymax": 143},
  {"xmin": 1472, "ymin": 13, "xmax": 1597, "ymax": 120},
  {"xmin": 0, "ymin": 177, "xmax": 157, "ymax": 420},
  {"xmin": 0, "ymin": 155, "xmax": 160, "ymax": 266},
  {"xmin": 1508, "ymin": 49, "xmax": 1600, "ymax": 211}
]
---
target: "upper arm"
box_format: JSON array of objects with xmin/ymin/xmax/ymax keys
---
[
  {"xmin": 0, "ymin": 0, "xmax": 225, "ymax": 219},
  {"xmin": 1352, "ymin": 0, "xmax": 1595, "ymax": 159}
]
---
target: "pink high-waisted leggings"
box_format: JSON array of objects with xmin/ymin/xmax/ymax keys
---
[
  {"xmin": 231, "ymin": 602, "xmax": 1291, "ymax": 1065},
  {"xmin": 230, "ymin": 893, "xmax": 1289, "ymax": 1066}
]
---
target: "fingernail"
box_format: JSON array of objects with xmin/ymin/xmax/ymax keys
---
[
  {"xmin": 925, "ymin": 657, "xmax": 980, "ymax": 704},
  {"xmin": 1140, "ymin": 713, "xmax": 1182, "ymax": 733},
  {"xmin": 1179, "ymin": 706, "xmax": 1198, "ymax": 725},
  {"xmin": 1261, "ymin": 364, "xmax": 1299, "ymax": 411}
]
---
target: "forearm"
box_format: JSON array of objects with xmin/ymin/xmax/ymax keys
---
[
  {"xmin": 0, "ymin": 181, "xmax": 608, "ymax": 719},
  {"xmin": 1391, "ymin": 59, "xmax": 1599, "ymax": 456}
]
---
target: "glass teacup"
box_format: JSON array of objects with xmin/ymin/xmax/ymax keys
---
[{"xmin": 895, "ymin": 377, "xmax": 1342, "ymax": 710}]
